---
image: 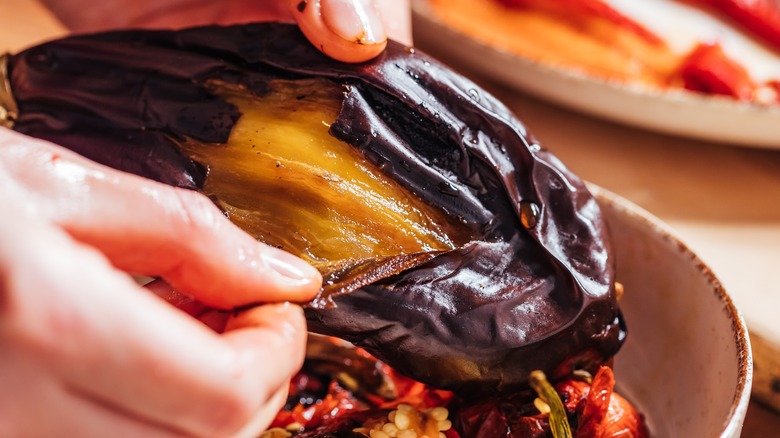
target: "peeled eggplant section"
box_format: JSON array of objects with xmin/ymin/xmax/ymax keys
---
[
  {"xmin": 6, "ymin": 23, "xmax": 625, "ymax": 395},
  {"xmin": 180, "ymin": 78, "xmax": 472, "ymax": 299}
]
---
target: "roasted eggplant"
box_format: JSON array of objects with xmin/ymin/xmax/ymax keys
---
[{"xmin": 3, "ymin": 23, "xmax": 625, "ymax": 395}]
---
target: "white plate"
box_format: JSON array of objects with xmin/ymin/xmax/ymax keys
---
[{"xmin": 412, "ymin": 0, "xmax": 780, "ymax": 148}]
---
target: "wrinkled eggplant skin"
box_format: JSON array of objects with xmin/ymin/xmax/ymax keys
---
[{"xmin": 9, "ymin": 23, "xmax": 625, "ymax": 395}]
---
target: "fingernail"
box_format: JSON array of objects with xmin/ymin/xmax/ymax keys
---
[
  {"xmin": 321, "ymin": 0, "xmax": 386, "ymax": 45},
  {"xmin": 272, "ymin": 303, "xmax": 305, "ymax": 337},
  {"xmin": 227, "ymin": 303, "xmax": 305, "ymax": 339},
  {"xmin": 264, "ymin": 247, "xmax": 320, "ymax": 283},
  {"xmin": 270, "ymin": 301, "xmax": 303, "ymax": 317}
]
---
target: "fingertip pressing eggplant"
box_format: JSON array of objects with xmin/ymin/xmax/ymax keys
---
[{"xmin": 4, "ymin": 23, "xmax": 625, "ymax": 395}]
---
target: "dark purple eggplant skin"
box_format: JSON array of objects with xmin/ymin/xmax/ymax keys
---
[{"xmin": 8, "ymin": 23, "xmax": 625, "ymax": 395}]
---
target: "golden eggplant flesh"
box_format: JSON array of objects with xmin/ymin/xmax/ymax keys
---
[
  {"xmin": 6, "ymin": 23, "xmax": 625, "ymax": 395},
  {"xmin": 181, "ymin": 79, "xmax": 469, "ymax": 276}
]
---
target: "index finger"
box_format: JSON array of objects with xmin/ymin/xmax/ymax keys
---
[
  {"xmin": 0, "ymin": 203, "xmax": 307, "ymax": 437},
  {"xmin": 0, "ymin": 131, "xmax": 321, "ymax": 308}
]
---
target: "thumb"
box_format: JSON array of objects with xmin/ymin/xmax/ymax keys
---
[{"xmin": 289, "ymin": 0, "xmax": 388, "ymax": 63}]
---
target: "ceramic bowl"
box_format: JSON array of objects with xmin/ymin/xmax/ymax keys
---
[{"xmin": 593, "ymin": 186, "xmax": 752, "ymax": 437}]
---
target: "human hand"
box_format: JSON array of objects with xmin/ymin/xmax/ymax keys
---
[
  {"xmin": 39, "ymin": 0, "xmax": 412, "ymax": 62},
  {"xmin": 1, "ymin": 1, "xmax": 412, "ymax": 435},
  {"xmin": 0, "ymin": 128, "xmax": 321, "ymax": 437}
]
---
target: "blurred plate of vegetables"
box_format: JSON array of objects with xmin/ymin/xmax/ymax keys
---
[{"xmin": 412, "ymin": 0, "xmax": 780, "ymax": 148}]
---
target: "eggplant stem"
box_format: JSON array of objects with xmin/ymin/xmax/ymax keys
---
[{"xmin": 529, "ymin": 370, "xmax": 573, "ymax": 438}]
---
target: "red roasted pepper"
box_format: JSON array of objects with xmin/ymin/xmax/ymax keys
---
[
  {"xmin": 677, "ymin": 41, "xmax": 756, "ymax": 100},
  {"xmin": 496, "ymin": 0, "xmax": 664, "ymax": 44},
  {"xmin": 573, "ymin": 366, "xmax": 649, "ymax": 438},
  {"xmin": 685, "ymin": 0, "xmax": 780, "ymax": 53}
]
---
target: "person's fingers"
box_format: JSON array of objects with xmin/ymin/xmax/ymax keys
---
[
  {"xmin": 131, "ymin": 280, "xmax": 295, "ymax": 438},
  {"xmin": 230, "ymin": 385, "xmax": 289, "ymax": 438},
  {"xmin": 145, "ymin": 278, "xmax": 231, "ymax": 332},
  {"xmin": 289, "ymin": 0, "xmax": 388, "ymax": 63},
  {"xmin": 0, "ymin": 130, "xmax": 321, "ymax": 308},
  {"xmin": 0, "ymin": 186, "xmax": 308, "ymax": 437},
  {"xmin": 0, "ymin": 347, "xmax": 180, "ymax": 438},
  {"xmin": 218, "ymin": 305, "xmax": 308, "ymax": 438},
  {"xmin": 375, "ymin": 0, "xmax": 412, "ymax": 45},
  {"xmin": 56, "ymin": 391, "xmax": 184, "ymax": 438}
]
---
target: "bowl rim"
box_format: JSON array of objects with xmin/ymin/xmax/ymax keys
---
[{"xmin": 589, "ymin": 184, "xmax": 754, "ymax": 437}]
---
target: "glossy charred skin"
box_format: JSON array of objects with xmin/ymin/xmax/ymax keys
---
[{"xmin": 8, "ymin": 23, "xmax": 625, "ymax": 395}]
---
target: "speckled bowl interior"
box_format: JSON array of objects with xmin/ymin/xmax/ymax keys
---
[{"xmin": 593, "ymin": 186, "xmax": 752, "ymax": 437}]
